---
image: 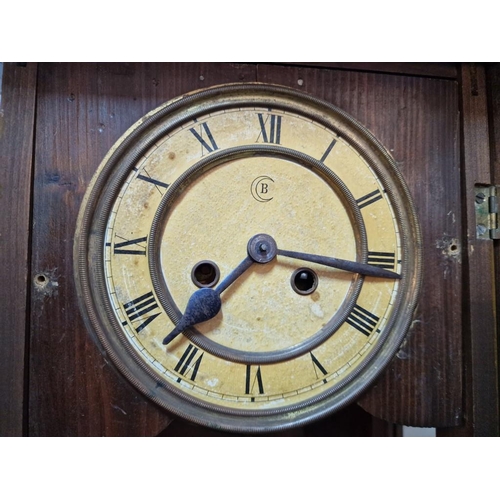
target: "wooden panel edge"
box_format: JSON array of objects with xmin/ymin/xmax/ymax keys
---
[
  {"xmin": 486, "ymin": 63, "xmax": 500, "ymax": 435},
  {"xmin": 0, "ymin": 63, "xmax": 37, "ymax": 436},
  {"xmin": 441, "ymin": 63, "xmax": 499, "ymax": 436},
  {"xmin": 262, "ymin": 62, "xmax": 457, "ymax": 79}
]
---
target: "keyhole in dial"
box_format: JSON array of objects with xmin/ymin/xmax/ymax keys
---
[
  {"xmin": 291, "ymin": 268, "xmax": 318, "ymax": 295},
  {"xmin": 191, "ymin": 260, "xmax": 220, "ymax": 288}
]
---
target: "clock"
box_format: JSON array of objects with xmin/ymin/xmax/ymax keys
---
[{"xmin": 74, "ymin": 83, "xmax": 422, "ymax": 433}]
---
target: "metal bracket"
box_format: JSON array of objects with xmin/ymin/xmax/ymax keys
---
[{"xmin": 475, "ymin": 184, "xmax": 500, "ymax": 239}]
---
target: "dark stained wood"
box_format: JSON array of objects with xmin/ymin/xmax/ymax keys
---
[
  {"xmin": 357, "ymin": 74, "xmax": 463, "ymax": 428},
  {"xmin": 487, "ymin": 63, "xmax": 500, "ymax": 436},
  {"xmin": 488, "ymin": 65, "xmax": 500, "ymax": 189},
  {"xmin": 440, "ymin": 63, "xmax": 499, "ymax": 436},
  {"xmin": 27, "ymin": 62, "xmax": 470, "ymax": 435},
  {"xmin": 257, "ymin": 64, "xmax": 463, "ymax": 427},
  {"xmin": 28, "ymin": 63, "xmax": 258, "ymax": 436},
  {"xmin": 158, "ymin": 404, "xmax": 396, "ymax": 437},
  {"xmin": 276, "ymin": 62, "xmax": 457, "ymax": 80},
  {"xmin": 0, "ymin": 63, "xmax": 37, "ymax": 436}
]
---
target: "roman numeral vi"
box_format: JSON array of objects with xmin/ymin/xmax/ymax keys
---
[{"xmin": 245, "ymin": 365, "xmax": 265, "ymax": 399}]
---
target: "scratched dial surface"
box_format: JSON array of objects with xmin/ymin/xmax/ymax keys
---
[{"xmin": 75, "ymin": 84, "xmax": 421, "ymax": 432}]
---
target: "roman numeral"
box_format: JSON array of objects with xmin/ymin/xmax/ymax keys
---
[
  {"xmin": 310, "ymin": 352, "xmax": 328, "ymax": 384},
  {"xmin": 245, "ymin": 365, "xmax": 264, "ymax": 398},
  {"xmin": 174, "ymin": 344, "xmax": 204, "ymax": 382},
  {"xmin": 189, "ymin": 122, "xmax": 219, "ymax": 155},
  {"xmin": 356, "ymin": 189, "xmax": 383, "ymax": 209},
  {"xmin": 257, "ymin": 113, "xmax": 282, "ymax": 144},
  {"xmin": 134, "ymin": 167, "xmax": 170, "ymax": 195},
  {"xmin": 367, "ymin": 251, "xmax": 396, "ymax": 270},
  {"xmin": 113, "ymin": 236, "xmax": 147, "ymax": 256},
  {"xmin": 346, "ymin": 304, "xmax": 380, "ymax": 337},
  {"xmin": 122, "ymin": 291, "xmax": 161, "ymax": 333},
  {"xmin": 319, "ymin": 138, "xmax": 337, "ymax": 163}
]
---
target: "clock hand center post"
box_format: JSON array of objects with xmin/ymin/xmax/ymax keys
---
[{"xmin": 162, "ymin": 234, "xmax": 278, "ymax": 345}]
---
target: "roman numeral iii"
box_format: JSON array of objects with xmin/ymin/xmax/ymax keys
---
[
  {"xmin": 367, "ymin": 251, "xmax": 396, "ymax": 270},
  {"xmin": 346, "ymin": 304, "xmax": 380, "ymax": 336}
]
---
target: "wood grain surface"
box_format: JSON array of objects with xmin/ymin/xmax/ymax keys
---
[
  {"xmin": 26, "ymin": 62, "xmax": 465, "ymax": 435},
  {"xmin": 286, "ymin": 62, "xmax": 457, "ymax": 79},
  {"xmin": 451, "ymin": 64, "xmax": 498, "ymax": 435},
  {"xmin": 487, "ymin": 63, "xmax": 500, "ymax": 436},
  {"xmin": 0, "ymin": 63, "xmax": 37, "ymax": 436}
]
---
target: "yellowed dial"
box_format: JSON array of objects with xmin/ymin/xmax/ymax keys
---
[{"xmin": 75, "ymin": 84, "xmax": 421, "ymax": 432}]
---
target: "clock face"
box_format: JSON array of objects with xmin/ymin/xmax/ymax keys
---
[{"xmin": 75, "ymin": 84, "xmax": 422, "ymax": 432}]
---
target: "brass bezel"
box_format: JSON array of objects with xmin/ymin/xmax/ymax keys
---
[{"xmin": 74, "ymin": 83, "xmax": 422, "ymax": 433}]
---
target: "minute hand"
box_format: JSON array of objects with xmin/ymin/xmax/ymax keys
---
[{"xmin": 276, "ymin": 249, "xmax": 401, "ymax": 279}]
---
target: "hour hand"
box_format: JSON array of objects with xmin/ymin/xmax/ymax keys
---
[
  {"xmin": 162, "ymin": 288, "xmax": 221, "ymax": 345},
  {"xmin": 276, "ymin": 248, "xmax": 401, "ymax": 279},
  {"xmin": 162, "ymin": 255, "xmax": 254, "ymax": 345}
]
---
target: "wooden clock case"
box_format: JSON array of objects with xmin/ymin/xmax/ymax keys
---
[{"xmin": 1, "ymin": 62, "xmax": 498, "ymax": 436}]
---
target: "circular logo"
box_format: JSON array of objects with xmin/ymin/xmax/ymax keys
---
[{"xmin": 251, "ymin": 176, "xmax": 274, "ymax": 202}]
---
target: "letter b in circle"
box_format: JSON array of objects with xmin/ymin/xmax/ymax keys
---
[{"xmin": 251, "ymin": 176, "xmax": 274, "ymax": 203}]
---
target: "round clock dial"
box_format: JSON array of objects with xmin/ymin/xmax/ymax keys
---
[{"xmin": 75, "ymin": 83, "xmax": 422, "ymax": 432}]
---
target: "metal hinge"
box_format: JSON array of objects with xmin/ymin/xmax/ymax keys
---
[{"xmin": 475, "ymin": 184, "xmax": 500, "ymax": 240}]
